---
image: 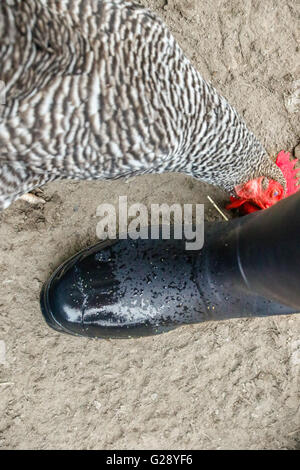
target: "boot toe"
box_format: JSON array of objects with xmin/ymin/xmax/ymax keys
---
[
  {"xmin": 40, "ymin": 238, "xmax": 203, "ymax": 338},
  {"xmin": 40, "ymin": 257, "xmax": 87, "ymax": 336}
]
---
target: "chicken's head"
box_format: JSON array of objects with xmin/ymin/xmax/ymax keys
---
[
  {"xmin": 226, "ymin": 151, "xmax": 300, "ymax": 215},
  {"xmin": 233, "ymin": 177, "xmax": 284, "ymax": 210}
]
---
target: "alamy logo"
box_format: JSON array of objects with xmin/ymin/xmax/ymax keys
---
[{"xmin": 96, "ymin": 196, "xmax": 204, "ymax": 250}]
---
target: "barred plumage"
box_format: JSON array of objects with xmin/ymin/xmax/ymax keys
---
[{"xmin": 0, "ymin": 0, "xmax": 285, "ymax": 210}]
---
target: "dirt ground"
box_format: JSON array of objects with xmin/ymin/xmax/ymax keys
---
[{"xmin": 0, "ymin": 0, "xmax": 300, "ymax": 450}]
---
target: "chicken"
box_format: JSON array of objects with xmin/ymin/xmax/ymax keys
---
[{"xmin": 0, "ymin": 0, "xmax": 286, "ymax": 211}]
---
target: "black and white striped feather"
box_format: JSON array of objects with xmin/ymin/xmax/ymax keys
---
[{"xmin": 0, "ymin": 0, "xmax": 285, "ymax": 210}]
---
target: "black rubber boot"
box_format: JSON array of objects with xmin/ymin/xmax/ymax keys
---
[{"xmin": 40, "ymin": 192, "xmax": 300, "ymax": 339}]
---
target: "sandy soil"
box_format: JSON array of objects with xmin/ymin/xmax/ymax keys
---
[{"xmin": 0, "ymin": 0, "xmax": 300, "ymax": 450}]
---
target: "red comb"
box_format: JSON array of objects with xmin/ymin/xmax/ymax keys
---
[{"xmin": 276, "ymin": 151, "xmax": 300, "ymax": 197}]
